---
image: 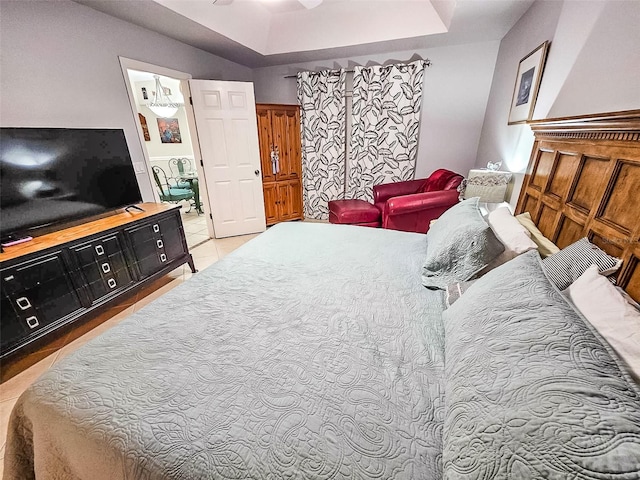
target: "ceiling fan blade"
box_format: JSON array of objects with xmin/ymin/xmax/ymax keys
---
[{"xmin": 212, "ymin": 0, "xmax": 234, "ymax": 5}]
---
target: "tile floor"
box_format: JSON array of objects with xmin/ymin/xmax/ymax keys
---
[
  {"xmin": 0, "ymin": 232, "xmax": 260, "ymax": 475},
  {"xmin": 180, "ymin": 207, "xmax": 209, "ymax": 249}
]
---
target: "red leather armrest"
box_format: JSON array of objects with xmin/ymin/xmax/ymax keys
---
[
  {"xmin": 386, "ymin": 190, "xmax": 460, "ymax": 216},
  {"xmin": 373, "ymin": 179, "xmax": 426, "ymax": 204}
]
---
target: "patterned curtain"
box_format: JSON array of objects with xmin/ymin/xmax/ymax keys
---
[
  {"xmin": 297, "ymin": 69, "xmax": 346, "ymax": 220},
  {"xmin": 347, "ymin": 60, "xmax": 428, "ymax": 202}
]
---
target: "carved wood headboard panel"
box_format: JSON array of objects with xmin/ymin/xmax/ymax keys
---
[{"xmin": 515, "ymin": 110, "xmax": 640, "ymax": 301}]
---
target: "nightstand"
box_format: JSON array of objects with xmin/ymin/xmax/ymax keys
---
[{"xmin": 463, "ymin": 169, "xmax": 512, "ymax": 203}]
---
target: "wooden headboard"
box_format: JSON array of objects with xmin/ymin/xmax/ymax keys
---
[{"xmin": 515, "ymin": 110, "xmax": 640, "ymax": 301}]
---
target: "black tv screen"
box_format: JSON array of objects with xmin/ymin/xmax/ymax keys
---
[{"xmin": 0, "ymin": 128, "xmax": 142, "ymax": 240}]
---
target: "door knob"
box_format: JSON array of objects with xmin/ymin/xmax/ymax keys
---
[{"xmin": 255, "ymin": 169, "xmax": 260, "ymax": 176}]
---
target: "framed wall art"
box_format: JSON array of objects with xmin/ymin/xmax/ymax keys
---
[
  {"xmin": 157, "ymin": 117, "xmax": 182, "ymax": 144},
  {"xmin": 508, "ymin": 41, "xmax": 550, "ymax": 125},
  {"xmin": 138, "ymin": 113, "xmax": 150, "ymax": 141}
]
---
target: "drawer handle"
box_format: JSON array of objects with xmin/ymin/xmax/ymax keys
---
[
  {"xmin": 153, "ymin": 224, "xmax": 160, "ymax": 233},
  {"xmin": 107, "ymin": 278, "xmax": 117, "ymax": 289},
  {"xmin": 16, "ymin": 297, "xmax": 31, "ymax": 310},
  {"xmin": 26, "ymin": 316, "xmax": 39, "ymax": 329},
  {"xmin": 101, "ymin": 263, "xmax": 111, "ymax": 274},
  {"xmin": 160, "ymin": 253, "xmax": 167, "ymax": 262},
  {"xmin": 156, "ymin": 239, "xmax": 164, "ymax": 249},
  {"xmin": 95, "ymin": 245, "xmax": 105, "ymax": 255}
]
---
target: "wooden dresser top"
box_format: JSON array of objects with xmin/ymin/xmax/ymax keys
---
[{"xmin": 0, "ymin": 203, "xmax": 179, "ymax": 263}]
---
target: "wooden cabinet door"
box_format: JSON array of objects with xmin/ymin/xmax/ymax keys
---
[
  {"xmin": 1, "ymin": 253, "xmax": 83, "ymax": 348},
  {"xmin": 277, "ymin": 183, "xmax": 292, "ymax": 220},
  {"xmin": 288, "ymin": 179, "xmax": 303, "ymax": 219},
  {"xmin": 157, "ymin": 213, "xmax": 186, "ymax": 262},
  {"xmin": 126, "ymin": 214, "xmax": 185, "ymax": 278},
  {"xmin": 272, "ymin": 107, "xmax": 301, "ymax": 182},
  {"xmin": 277, "ymin": 180, "xmax": 303, "ymax": 221},
  {"xmin": 0, "ymin": 292, "xmax": 23, "ymax": 353},
  {"xmin": 70, "ymin": 233, "xmax": 133, "ymax": 305},
  {"xmin": 263, "ymin": 183, "xmax": 279, "ymax": 226},
  {"xmin": 126, "ymin": 223, "xmax": 163, "ymax": 279},
  {"xmin": 256, "ymin": 106, "xmax": 276, "ymax": 183}
]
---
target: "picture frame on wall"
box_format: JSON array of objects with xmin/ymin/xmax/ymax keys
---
[
  {"xmin": 157, "ymin": 117, "xmax": 182, "ymax": 144},
  {"xmin": 508, "ymin": 41, "xmax": 550, "ymax": 125},
  {"xmin": 138, "ymin": 113, "xmax": 150, "ymax": 141}
]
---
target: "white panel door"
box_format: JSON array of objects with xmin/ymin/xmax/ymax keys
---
[{"xmin": 189, "ymin": 80, "xmax": 266, "ymax": 238}]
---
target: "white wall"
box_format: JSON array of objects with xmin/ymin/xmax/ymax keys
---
[
  {"xmin": 138, "ymin": 105, "xmax": 194, "ymax": 159},
  {"xmin": 476, "ymin": 0, "xmax": 640, "ymax": 206},
  {"xmin": 0, "ymin": 0, "xmax": 253, "ymax": 202},
  {"xmin": 252, "ymin": 41, "xmax": 500, "ymax": 180}
]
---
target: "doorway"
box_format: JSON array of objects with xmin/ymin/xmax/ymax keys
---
[
  {"xmin": 120, "ymin": 59, "xmax": 213, "ymax": 249},
  {"xmin": 121, "ymin": 57, "xmax": 267, "ymax": 241}
]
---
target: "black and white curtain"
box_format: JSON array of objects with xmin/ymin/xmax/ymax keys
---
[
  {"xmin": 347, "ymin": 60, "xmax": 428, "ymax": 202},
  {"xmin": 297, "ymin": 69, "xmax": 346, "ymax": 220}
]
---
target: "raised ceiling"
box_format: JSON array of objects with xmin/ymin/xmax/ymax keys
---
[
  {"xmin": 74, "ymin": 0, "xmax": 535, "ymax": 67},
  {"xmin": 154, "ymin": 0, "xmax": 449, "ymax": 56}
]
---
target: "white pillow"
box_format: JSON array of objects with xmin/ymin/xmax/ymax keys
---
[
  {"xmin": 477, "ymin": 206, "xmax": 539, "ymax": 275},
  {"xmin": 487, "ymin": 206, "xmax": 538, "ymax": 256},
  {"xmin": 566, "ymin": 265, "xmax": 640, "ymax": 382}
]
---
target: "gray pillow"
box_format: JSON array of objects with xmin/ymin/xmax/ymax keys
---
[
  {"xmin": 442, "ymin": 251, "xmax": 640, "ymax": 479},
  {"xmin": 421, "ymin": 197, "xmax": 504, "ymax": 289},
  {"xmin": 542, "ymin": 237, "xmax": 622, "ymax": 290}
]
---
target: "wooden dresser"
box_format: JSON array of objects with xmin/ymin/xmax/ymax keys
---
[
  {"xmin": 256, "ymin": 104, "xmax": 304, "ymax": 225},
  {"xmin": 0, "ymin": 203, "xmax": 194, "ymax": 364}
]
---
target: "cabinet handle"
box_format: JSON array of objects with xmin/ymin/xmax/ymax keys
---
[
  {"xmin": 156, "ymin": 239, "xmax": 164, "ymax": 249},
  {"xmin": 153, "ymin": 224, "xmax": 160, "ymax": 233},
  {"xmin": 95, "ymin": 245, "xmax": 105, "ymax": 255},
  {"xmin": 101, "ymin": 263, "xmax": 111, "ymax": 274},
  {"xmin": 270, "ymin": 149, "xmax": 277, "ymax": 175},
  {"xmin": 16, "ymin": 297, "xmax": 31, "ymax": 310},
  {"xmin": 107, "ymin": 278, "xmax": 117, "ymax": 289},
  {"xmin": 25, "ymin": 316, "xmax": 39, "ymax": 329},
  {"xmin": 160, "ymin": 253, "xmax": 167, "ymax": 262}
]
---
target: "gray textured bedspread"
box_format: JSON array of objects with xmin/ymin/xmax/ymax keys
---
[{"xmin": 4, "ymin": 223, "xmax": 446, "ymax": 480}]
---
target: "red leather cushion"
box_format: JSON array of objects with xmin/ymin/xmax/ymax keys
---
[
  {"xmin": 328, "ymin": 199, "xmax": 381, "ymax": 224},
  {"xmin": 443, "ymin": 176, "xmax": 463, "ymax": 190},
  {"xmin": 422, "ymin": 169, "xmax": 461, "ymax": 193}
]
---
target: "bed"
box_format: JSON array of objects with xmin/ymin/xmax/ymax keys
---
[{"xmin": 4, "ymin": 110, "xmax": 640, "ymax": 479}]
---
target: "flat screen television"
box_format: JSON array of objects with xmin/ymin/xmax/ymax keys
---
[{"xmin": 0, "ymin": 128, "xmax": 143, "ymax": 241}]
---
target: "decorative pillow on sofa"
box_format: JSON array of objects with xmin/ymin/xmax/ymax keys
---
[
  {"xmin": 442, "ymin": 251, "xmax": 640, "ymax": 479},
  {"xmin": 543, "ymin": 237, "xmax": 622, "ymax": 290},
  {"xmin": 421, "ymin": 197, "xmax": 504, "ymax": 289},
  {"xmin": 566, "ymin": 265, "xmax": 640, "ymax": 381}
]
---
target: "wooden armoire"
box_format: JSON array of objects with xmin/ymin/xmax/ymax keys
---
[{"xmin": 256, "ymin": 104, "xmax": 304, "ymax": 225}]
